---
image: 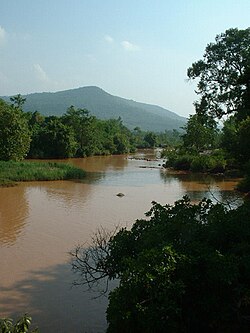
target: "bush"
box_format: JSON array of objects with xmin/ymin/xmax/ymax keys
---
[
  {"xmin": 190, "ymin": 155, "xmax": 208, "ymax": 172},
  {"xmin": 0, "ymin": 315, "xmax": 38, "ymax": 333},
  {"xmin": 173, "ymin": 154, "xmax": 193, "ymax": 170},
  {"xmin": 72, "ymin": 197, "xmax": 250, "ymax": 333},
  {"xmin": 190, "ymin": 154, "xmax": 227, "ymax": 173},
  {"xmin": 163, "ymin": 150, "xmax": 193, "ymax": 170}
]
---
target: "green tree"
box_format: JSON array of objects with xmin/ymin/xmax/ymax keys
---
[
  {"xmin": 182, "ymin": 113, "xmax": 218, "ymax": 152},
  {"xmin": 0, "ymin": 99, "xmax": 31, "ymax": 161},
  {"xmin": 187, "ymin": 28, "xmax": 250, "ymax": 120},
  {"xmin": 62, "ymin": 106, "xmax": 97, "ymax": 156},
  {"xmin": 143, "ymin": 131, "xmax": 157, "ymax": 148},
  {"xmin": 221, "ymin": 115, "xmax": 250, "ymax": 166},
  {"xmin": 29, "ymin": 117, "xmax": 77, "ymax": 158},
  {"xmin": 185, "ymin": 28, "xmax": 250, "ymax": 183},
  {"xmin": 100, "ymin": 118, "xmax": 134, "ymax": 154},
  {"xmin": 237, "ymin": 116, "xmax": 250, "ymax": 162},
  {"xmin": 71, "ymin": 197, "xmax": 250, "ymax": 333},
  {"xmin": 221, "ymin": 116, "xmax": 238, "ymax": 156},
  {"xmin": 10, "ymin": 94, "xmax": 26, "ymax": 110}
]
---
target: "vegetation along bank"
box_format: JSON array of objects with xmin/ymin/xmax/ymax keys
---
[{"xmin": 162, "ymin": 28, "xmax": 250, "ymax": 194}]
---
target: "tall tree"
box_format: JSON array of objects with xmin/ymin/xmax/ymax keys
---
[
  {"xmin": 143, "ymin": 131, "xmax": 158, "ymax": 148},
  {"xmin": 187, "ymin": 28, "xmax": 250, "ymax": 120},
  {"xmin": 182, "ymin": 113, "xmax": 218, "ymax": 152},
  {"xmin": 62, "ymin": 106, "xmax": 97, "ymax": 156},
  {"xmin": 0, "ymin": 99, "xmax": 31, "ymax": 161},
  {"xmin": 10, "ymin": 94, "xmax": 26, "ymax": 110},
  {"xmin": 30, "ymin": 117, "xmax": 77, "ymax": 158}
]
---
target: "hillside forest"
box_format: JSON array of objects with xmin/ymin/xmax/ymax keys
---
[{"xmin": 0, "ymin": 96, "xmax": 181, "ymax": 161}]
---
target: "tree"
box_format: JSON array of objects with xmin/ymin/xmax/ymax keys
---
[
  {"xmin": 62, "ymin": 106, "xmax": 97, "ymax": 156},
  {"xmin": 99, "ymin": 118, "xmax": 134, "ymax": 154},
  {"xmin": 236, "ymin": 116, "xmax": 250, "ymax": 162},
  {"xmin": 10, "ymin": 94, "xmax": 26, "ymax": 110},
  {"xmin": 187, "ymin": 28, "xmax": 250, "ymax": 120},
  {"xmin": 29, "ymin": 117, "xmax": 77, "ymax": 158},
  {"xmin": 182, "ymin": 113, "xmax": 218, "ymax": 152},
  {"xmin": 71, "ymin": 197, "xmax": 250, "ymax": 333},
  {"xmin": 0, "ymin": 99, "xmax": 31, "ymax": 161},
  {"xmin": 143, "ymin": 131, "xmax": 157, "ymax": 148}
]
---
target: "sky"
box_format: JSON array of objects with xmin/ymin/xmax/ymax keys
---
[{"xmin": 1, "ymin": 0, "xmax": 250, "ymax": 117}]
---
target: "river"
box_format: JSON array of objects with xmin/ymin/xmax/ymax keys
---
[{"xmin": 0, "ymin": 149, "xmax": 243, "ymax": 332}]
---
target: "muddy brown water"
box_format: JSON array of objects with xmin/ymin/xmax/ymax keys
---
[{"xmin": 0, "ymin": 149, "xmax": 243, "ymax": 332}]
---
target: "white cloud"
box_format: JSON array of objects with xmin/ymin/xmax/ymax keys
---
[
  {"xmin": 0, "ymin": 26, "xmax": 7, "ymax": 46},
  {"xmin": 104, "ymin": 35, "xmax": 114, "ymax": 43},
  {"xmin": 33, "ymin": 63, "xmax": 49, "ymax": 82},
  {"xmin": 121, "ymin": 40, "xmax": 140, "ymax": 51}
]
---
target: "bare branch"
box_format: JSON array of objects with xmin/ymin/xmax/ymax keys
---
[{"xmin": 69, "ymin": 226, "xmax": 120, "ymax": 295}]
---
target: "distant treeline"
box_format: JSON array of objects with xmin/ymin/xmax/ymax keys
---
[{"xmin": 0, "ymin": 97, "xmax": 181, "ymax": 161}]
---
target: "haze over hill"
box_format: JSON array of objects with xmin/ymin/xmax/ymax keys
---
[{"xmin": 2, "ymin": 86, "xmax": 186, "ymax": 132}]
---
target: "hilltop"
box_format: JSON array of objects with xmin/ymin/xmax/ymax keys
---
[{"xmin": 2, "ymin": 86, "xmax": 186, "ymax": 132}]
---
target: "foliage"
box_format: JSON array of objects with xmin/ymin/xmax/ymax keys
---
[
  {"xmin": 237, "ymin": 176, "xmax": 250, "ymax": 193},
  {"xmin": 0, "ymin": 314, "xmax": 38, "ymax": 333},
  {"xmin": 220, "ymin": 116, "xmax": 239, "ymax": 161},
  {"xmin": 0, "ymin": 161, "xmax": 86, "ymax": 185},
  {"xmin": 3, "ymin": 95, "xmax": 180, "ymax": 160},
  {"xmin": 190, "ymin": 152, "xmax": 227, "ymax": 173},
  {"xmin": 27, "ymin": 107, "xmax": 137, "ymax": 158},
  {"xmin": 71, "ymin": 197, "xmax": 250, "ymax": 332},
  {"xmin": 99, "ymin": 117, "xmax": 134, "ymax": 154},
  {"xmin": 29, "ymin": 116, "xmax": 77, "ymax": 158},
  {"xmin": 62, "ymin": 106, "xmax": 97, "ymax": 156},
  {"xmin": 182, "ymin": 113, "xmax": 219, "ymax": 153},
  {"xmin": 237, "ymin": 116, "xmax": 250, "ymax": 163},
  {"xmin": 237, "ymin": 161, "xmax": 250, "ymax": 193},
  {"xmin": 167, "ymin": 28, "xmax": 250, "ymax": 184},
  {"xmin": 187, "ymin": 28, "xmax": 250, "ymax": 120},
  {"xmin": 133, "ymin": 128, "xmax": 181, "ymax": 149},
  {"xmin": 221, "ymin": 115, "xmax": 250, "ymax": 167},
  {"xmin": 0, "ymin": 99, "xmax": 31, "ymax": 161},
  {"xmin": 143, "ymin": 131, "xmax": 158, "ymax": 148},
  {"xmin": 164, "ymin": 151, "xmax": 193, "ymax": 170},
  {"xmin": 163, "ymin": 149, "xmax": 226, "ymax": 173},
  {"xmin": 10, "ymin": 94, "xmax": 27, "ymax": 110}
]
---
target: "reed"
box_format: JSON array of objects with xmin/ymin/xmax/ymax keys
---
[{"xmin": 0, "ymin": 160, "xmax": 86, "ymax": 185}]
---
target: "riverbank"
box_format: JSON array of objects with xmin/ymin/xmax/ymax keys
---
[{"xmin": 0, "ymin": 160, "xmax": 86, "ymax": 186}]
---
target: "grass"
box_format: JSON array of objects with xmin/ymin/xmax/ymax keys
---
[{"xmin": 0, "ymin": 160, "xmax": 86, "ymax": 186}]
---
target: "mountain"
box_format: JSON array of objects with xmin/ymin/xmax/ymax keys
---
[{"xmin": 2, "ymin": 86, "xmax": 186, "ymax": 132}]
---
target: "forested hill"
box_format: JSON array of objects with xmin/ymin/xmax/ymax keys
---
[{"xmin": 2, "ymin": 86, "xmax": 186, "ymax": 132}]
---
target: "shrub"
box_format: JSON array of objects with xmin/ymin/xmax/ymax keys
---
[
  {"xmin": 190, "ymin": 155, "xmax": 208, "ymax": 172},
  {"xmin": 0, "ymin": 315, "xmax": 38, "ymax": 333},
  {"xmin": 190, "ymin": 154, "xmax": 227, "ymax": 173},
  {"xmin": 72, "ymin": 197, "xmax": 250, "ymax": 333}
]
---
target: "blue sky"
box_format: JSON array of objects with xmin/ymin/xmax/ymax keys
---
[{"xmin": 1, "ymin": 0, "xmax": 250, "ymax": 117}]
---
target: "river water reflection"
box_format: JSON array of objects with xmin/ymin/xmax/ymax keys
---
[{"xmin": 0, "ymin": 149, "xmax": 243, "ymax": 332}]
